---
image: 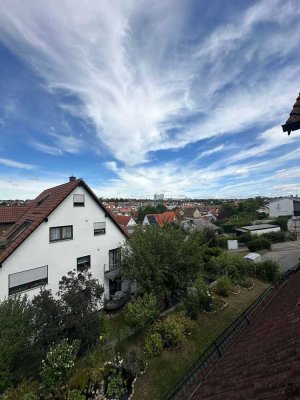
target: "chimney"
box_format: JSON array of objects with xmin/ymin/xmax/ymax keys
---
[{"xmin": 69, "ymin": 176, "xmax": 76, "ymax": 182}]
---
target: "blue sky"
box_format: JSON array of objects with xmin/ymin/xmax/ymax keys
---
[{"xmin": 0, "ymin": 0, "xmax": 300, "ymax": 199}]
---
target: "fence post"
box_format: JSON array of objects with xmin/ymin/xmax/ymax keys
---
[{"xmin": 213, "ymin": 341, "xmax": 222, "ymax": 358}]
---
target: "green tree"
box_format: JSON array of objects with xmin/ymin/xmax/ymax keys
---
[
  {"xmin": 0, "ymin": 296, "xmax": 34, "ymax": 393},
  {"xmin": 121, "ymin": 225, "xmax": 203, "ymax": 308},
  {"xmin": 57, "ymin": 268, "xmax": 104, "ymax": 353}
]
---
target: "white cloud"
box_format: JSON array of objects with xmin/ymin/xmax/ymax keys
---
[
  {"xmin": 197, "ymin": 145, "xmax": 225, "ymax": 159},
  {"xmin": 0, "ymin": 157, "xmax": 35, "ymax": 170},
  {"xmin": 0, "ymin": 0, "xmax": 299, "ymax": 167}
]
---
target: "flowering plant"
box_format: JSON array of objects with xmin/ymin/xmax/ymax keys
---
[{"xmin": 40, "ymin": 339, "xmax": 80, "ymax": 389}]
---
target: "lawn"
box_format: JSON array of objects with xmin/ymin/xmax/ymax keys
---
[{"xmin": 131, "ymin": 278, "xmax": 269, "ymax": 400}]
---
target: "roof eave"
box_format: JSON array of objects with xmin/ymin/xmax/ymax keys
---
[{"xmin": 282, "ymin": 120, "xmax": 300, "ymax": 135}]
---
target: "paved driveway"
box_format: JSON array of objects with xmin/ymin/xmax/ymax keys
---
[{"xmin": 261, "ymin": 240, "xmax": 300, "ymax": 272}]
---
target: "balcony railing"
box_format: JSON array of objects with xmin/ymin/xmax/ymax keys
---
[
  {"xmin": 104, "ymin": 288, "xmax": 131, "ymax": 311},
  {"xmin": 104, "ymin": 262, "xmax": 121, "ymax": 279}
]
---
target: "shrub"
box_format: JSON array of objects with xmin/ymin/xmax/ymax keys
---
[
  {"xmin": 144, "ymin": 332, "xmax": 163, "ymax": 357},
  {"xmin": 255, "ymin": 260, "xmax": 280, "ymax": 282},
  {"xmin": 0, "ymin": 380, "xmax": 39, "ymax": 400},
  {"xmin": 195, "ymin": 278, "xmax": 213, "ymax": 312},
  {"xmin": 40, "ymin": 339, "xmax": 80, "ymax": 390},
  {"xmin": 160, "ymin": 314, "xmax": 191, "ymax": 348},
  {"xmin": 247, "ymin": 237, "xmax": 271, "ymax": 252},
  {"xmin": 0, "ymin": 296, "xmax": 34, "ymax": 393},
  {"xmin": 66, "ymin": 389, "xmax": 85, "ymax": 400},
  {"xmin": 106, "ymin": 369, "xmax": 126, "ymax": 400},
  {"xmin": 184, "ymin": 293, "xmax": 199, "ymax": 320},
  {"xmin": 263, "ymin": 231, "xmax": 286, "ymax": 243},
  {"xmin": 272, "ymin": 217, "xmax": 288, "ymax": 231},
  {"xmin": 124, "ymin": 293, "xmax": 159, "ymax": 329},
  {"xmin": 215, "ymin": 276, "xmax": 233, "ymax": 297},
  {"xmin": 122, "ymin": 346, "xmax": 144, "ymax": 378}
]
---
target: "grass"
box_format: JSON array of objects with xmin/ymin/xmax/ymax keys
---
[{"xmin": 131, "ymin": 278, "xmax": 269, "ymax": 400}]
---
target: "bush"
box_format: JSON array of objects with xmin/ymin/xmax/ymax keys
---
[
  {"xmin": 263, "ymin": 231, "xmax": 286, "ymax": 243},
  {"xmin": 144, "ymin": 332, "xmax": 163, "ymax": 357},
  {"xmin": 106, "ymin": 369, "xmax": 126, "ymax": 399},
  {"xmin": 40, "ymin": 339, "xmax": 80, "ymax": 390},
  {"xmin": 66, "ymin": 389, "xmax": 85, "ymax": 400},
  {"xmin": 0, "ymin": 296, "xmax": 34, "ymax": 393},
  {"xmin": 122, "ymin": 346, "xmax": 144, "ymax": 378},
  {"xmin": 272, "ymin": 217, "xmax": 288, "ymax": 231},
  {"xmin": 0, "ymin": 380, "xmax": 39, "ymax": 400},
  {"xmin": 255, "ymin": 260, "xmax": 280, "ymax": 282},
  {"xmin": 195, "ymin": 278, "xmax": 213, "ymax": 311},
  {"xmin": 215, "ymin": 276, "xmax": 233, "ymax": 297},
  {"xmin": 184, "ymin": 293, "xmax": 199, "ymax": 320},
  {"xmin": 247, "ymin": 237, "xmax": 271, "ymax": 252},
  {"xmin": 160, "ymin": 314, "xmax": 193, "ymax": 348},
  {"xmin": 124, "ymin": 293, "xmax": 159, "ymax": 329}
]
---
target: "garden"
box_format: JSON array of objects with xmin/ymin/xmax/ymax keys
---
[{"xmin": 0, "ymin": 225, "xmax": 280, "ymax": 400}]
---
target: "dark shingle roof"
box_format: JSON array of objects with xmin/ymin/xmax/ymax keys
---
[
  {"xmin": 282, "ymin": 93, "xmax": 300, "ymax": 134},
  {"xmin": 0, "ymin": 179, "xmax": 128, "ymax": 266},
  {"xmin": 190, "ymin": 270, "xmax": 300, "ymax": 399}
]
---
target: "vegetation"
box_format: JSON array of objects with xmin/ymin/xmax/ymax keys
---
[
  {"xmin": 215, "ymin": 276, "xmax": 233, "ymax": 297},
  {"xmin": 121, "ymin": 225, "xmax": 203, "ymax": 308},
  {"xmin": 247, "ymin": 237, "xmax": 271, "ymax": 252},
  {"xmin": 124, "ymin": 293, "xmax": 159, "ymax": 329},
  {"xmin": 137, "ymin": 203, "xmax": 167, "ymax": 223}
]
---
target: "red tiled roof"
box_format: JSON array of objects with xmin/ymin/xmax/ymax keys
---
[
  {"xmin": 282, "ymin": 93, "xmax": 300, "ymax": 134},
  {"xmin": 0, "ymin": 179, "xmax": 128, "ymax": 266},
  {"xmin": 114, "ymin": 215, "xmax": 132, "ymax": 226},
  {"xmin": 190, "ymin": 271, "xmax": 300, "ymax": 400},
  {"xmin": 0, "ymin": 205, "xmax": 30, "ymax": 223},
  {"xmin": 145, "ymin": 212, "xmax": 178, "ymax": 227}
]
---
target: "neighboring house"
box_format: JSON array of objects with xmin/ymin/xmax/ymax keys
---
[
  {"xmin": 143, "ymin": 211, "xmax": 178, "ymax": 226},
  {"xmin": 257, "ymin": 205, "xmax": 269, "ymax": 215},
  {"xmin": 0, "ymin": 205, "xmax": 29, "ymax": 235},
  {"xmin": 181, "ymin": 217, "xmax": 219, "ymax": 233},
  {"xmin": 183, "ymin": 208, "xmax": 201, "ymax": 219},
  {"xmin": 269, "ymin": 197, "xmax": 300, "ymax": 217},
  {"xmin": 114, "ymin": 215, "xmax": 136, "ymax": 227},
  {"xmin": 0, "ymin": 177, "xmax": 129, "ymax": 302},
  {"xmin": 236, "ymin": 224, "xmax": 280, "ymax": 236}
]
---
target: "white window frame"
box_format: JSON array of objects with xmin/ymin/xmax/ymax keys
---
[{"xmin": 73, "ymin": 194, "xmax": 85, "ymax": 207}]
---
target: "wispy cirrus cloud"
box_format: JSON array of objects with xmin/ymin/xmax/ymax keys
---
[
  {"xmin": 0, "ymin": 157, "xmax": 35, "ymax": 170},
  {"xmin": 0, "ymin": 0, "xmax": 299, "ymax": 167}
]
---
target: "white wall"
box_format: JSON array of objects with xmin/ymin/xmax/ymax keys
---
[
  {"xmin": 269, "ymin": 198, "xmax": 294, "ymax": 217},
  {"xmin": 0, "ymin": 185, "xmax": 126, "ymax": 300},
  {"xmin": 250, "ymin": 226, "xmax": 281, "ymax": 236}
]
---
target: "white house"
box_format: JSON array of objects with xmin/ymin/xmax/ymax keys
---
[
  {"xmin": 269, "ymin": 197, "xmax": 300, "ymax": 218},
  {"xmin": 0, "ymin": 178, "xmax": 129, "ymax": 302}
]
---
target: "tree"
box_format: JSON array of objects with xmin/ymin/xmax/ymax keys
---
[
  {"xmin": 32, "ymin": 289, "xmax": 63, "ymax": 350},
  {"xmin": 0, "ymin": 296, "xmax": 34, "ymax": 393},
  {"xmin": 121, "ymin": 225, "xmax": 203, "ymax": 308},
  {"xmin": 57, "ymin": 268, "xmax": 104, "ymax": 353}
]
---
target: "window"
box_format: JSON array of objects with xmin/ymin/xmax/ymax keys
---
[
  {"xmin": 109, "ymin": 248, "xmax": 121, "ymax": 269},
  {"xmin": 6, "ymin": 220, "xmax": 33, "ymax": 242},
  {"xmin": 94, "ymin": 222, "xmax": 106, "ymax": 235},
  {"xmin": 50, "ymin": 225, "xmax": 73, "ymax": 242},
  {"xmin": 73, "ymin": 194, "xmax": 85, "ymax": 207},
  {"xmin": 9, "ymin": 265, "xmax": 48, "ymax": 295},
  {"xmin": 77, "ymin": 255, "xmax": 91, "ymax": 272}
]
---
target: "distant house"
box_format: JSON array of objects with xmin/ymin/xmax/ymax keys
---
[
  {"xmin": 268, "ymin": 197, "xmax": 300, "ymax": 217},
  {"xmin": 257, "ymin": 205, "xmax": 269, "ymax": 215},
  {"xmin": 0, "ymin": 205, "xmax": 29, "ymax": 234},
  {"xmin": 0, "ymin": 177, "xmax": 130, "ymax": 302},
  {"xmin": 183, "ymin": 208, "xmax": 201, "ymax": 219},
  {"xmin": 143, "ymin": 211, "xmax": 178, "ymax": 227},
  {"xmin": 181, "ymin": 217, "xmax": 219, "ymax": 233},
  {"xmin": 114, "ymin": 215, "xmax": 137, "ymax": 227},
  {"xmin": 236, "ymin": 224, "xmax": 280, "ymax": 236}
]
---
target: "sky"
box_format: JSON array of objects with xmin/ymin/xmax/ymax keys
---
[{"xmin": 0, "ymin": 0, "xmax": 300, "ymax": 199}]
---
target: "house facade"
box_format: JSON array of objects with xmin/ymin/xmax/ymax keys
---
[
  {"xmin": 0, "ymin": 178, "xmax": 129, "ymax": 301},
  {"xmin": 269, "ymin": 198, "xmax": 300, "ymax": 217}
]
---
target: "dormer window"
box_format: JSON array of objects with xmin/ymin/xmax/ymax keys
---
[{"xmin": 73, "ymin": 194, "xmax": 85, "ymax": 207}]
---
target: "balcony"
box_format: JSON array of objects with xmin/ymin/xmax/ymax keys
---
[
  {"xmin": 104, "ymin": 262, "xmax": 121, "ymax": 280},
  {"xmin": 104, "ymin": 288, "xmax": 131, "ymax": 311}
]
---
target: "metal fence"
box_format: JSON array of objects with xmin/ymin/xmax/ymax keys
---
[{"xmin": 163, "ymin": 265, "xmax": 299, "ymax": 400}]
